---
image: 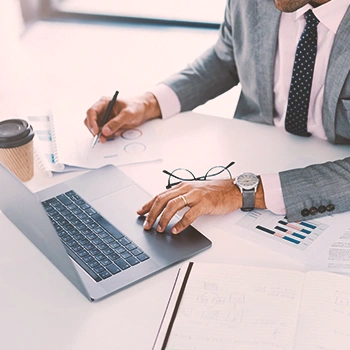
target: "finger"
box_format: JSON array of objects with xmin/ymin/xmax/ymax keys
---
[
  {"xmin": 84, "ymin": 109, "xmax": 99, "ymax": 136},
  {"xmin": 101, "ymin": 110, "xmax": 129, "ymax": 138},
  {"xmin": 85, "ymin": 98, "xmax": 108, "ymax": 136},
  {"xmin": 171, "ymin": 206, "xmax": 201, "ymax": 234},
  {"xmin": 138, "ymin": 189, "xmax": 184, "ymax": 230},
  {"xmin": 156, "ymin": 196, "xmax": 189, "ymax": 232},
  {"xmin": 137, "ymin": 197, "xmax": 157, "ymax": 216}
]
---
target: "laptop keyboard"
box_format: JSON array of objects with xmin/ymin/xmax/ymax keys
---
[{"xmin": 42, "ymin": 190, "xmax": 149, "ymax": 282}]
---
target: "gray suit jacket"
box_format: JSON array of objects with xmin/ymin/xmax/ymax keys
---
[{"xmin": 162, "ymin": 0, "xmax": 350, "ymax": 222}]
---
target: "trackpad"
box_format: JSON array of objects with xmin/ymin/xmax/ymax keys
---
[{"xmin": 90, "ymin": 184, "xmax": 151, "ymax": 241}]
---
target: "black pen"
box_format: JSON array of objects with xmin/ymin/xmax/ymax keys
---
[{"xmin": 91, "ymin": 90, "xmax": 119, "ymax": 148}]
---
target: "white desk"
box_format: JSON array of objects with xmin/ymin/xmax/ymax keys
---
[{"xmin": 1, "ymin": 112, "xmax": 349, "ymax": 350}]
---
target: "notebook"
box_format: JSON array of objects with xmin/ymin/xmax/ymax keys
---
[
  {"xmin": 0, "ymin": 163, "xmax": 211, "ymax": 301},
  {"xmin": 153, "ymin": 262, "xmax": 350, "ymax": 350},
  {"xmin": 27, "ymin": 112, "xmax": 162, "ymax": 177}
]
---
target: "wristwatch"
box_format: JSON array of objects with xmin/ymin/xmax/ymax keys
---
[{"xmin": 234, "ymin": 172, "xmax": 260, "ymax": 212}]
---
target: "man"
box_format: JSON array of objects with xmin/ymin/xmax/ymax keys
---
[{"xmin": 85, "ymin": 0, "xmax": 350, "ymax": 235}]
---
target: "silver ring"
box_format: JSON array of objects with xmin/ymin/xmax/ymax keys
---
[{"xmin": 179, "ymin": 195, "xmax": 188, "ymax": 207}]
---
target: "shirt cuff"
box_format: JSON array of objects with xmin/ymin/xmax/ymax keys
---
[
  {"xmin": 260, "ymin": 173, "xmax": 286, "ymax": 215},
  {"xmin": 149, "ymin": 83, "xmax": 181, "ymax": 119}
]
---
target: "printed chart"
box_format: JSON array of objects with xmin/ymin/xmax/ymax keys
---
[{"xmin": 236, "ymin": 210, "xmax": 329, "ymax": 251}]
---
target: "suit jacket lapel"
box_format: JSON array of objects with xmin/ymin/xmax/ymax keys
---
[
  {"xmin": 323, "ymin": 6, "xmax": 350, "ymax": 143},
  {"xmin": 254, "ymin": 2, "xmax": 281, "ymax": 125}
]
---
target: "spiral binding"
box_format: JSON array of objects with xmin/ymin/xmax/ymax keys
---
[{"xmin": 48, "ymin": 113, "xmax": 65, "ymax": 171}]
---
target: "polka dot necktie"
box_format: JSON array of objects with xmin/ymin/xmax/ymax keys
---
[{"xmin": 285, "ymin": 10, "xmax": 320, "ymax": 137}]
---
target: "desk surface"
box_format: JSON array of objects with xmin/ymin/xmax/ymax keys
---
[
  {"xmin": 2, "ymin": 18, "xmax": 350, "ymax": 350},
  {"xmin": 1, "ymin": 111, "xmax": 350, "ymax": 350}
]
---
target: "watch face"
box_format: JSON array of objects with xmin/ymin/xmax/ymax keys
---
[{"xmin": 236, "ymin": 172, "xmax": 259, "ymax": 190}]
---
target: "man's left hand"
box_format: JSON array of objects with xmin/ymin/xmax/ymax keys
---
[{"xmin": 137, "ymin": 180, "xmax": 244, "ymax": 234}]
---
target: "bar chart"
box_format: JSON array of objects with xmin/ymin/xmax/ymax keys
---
[{"xmin": 236, "ymin": 210, "xmax": 329, "ymax": 251}]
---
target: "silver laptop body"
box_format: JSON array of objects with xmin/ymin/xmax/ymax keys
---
[{"xmin": 0, "ymin": 164, "xmax": 211, "ymax": 301}]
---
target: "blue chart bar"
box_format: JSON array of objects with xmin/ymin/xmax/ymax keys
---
[
  {"xmin": 300, "ymin": 221, "xmax": 317, "ymax": 230},
  {"xmin": 290, "ymin": 232, "xmax": 306, "ymax": 240},
  {"xmin": 283, "ymin": 236, "xmax": 300, "ymax": 244}
]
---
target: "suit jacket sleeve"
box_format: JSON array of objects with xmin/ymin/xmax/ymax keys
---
[
  {"xmin": 279, "ymin": 157, "xmax": 350, "ymax": 222},
  {"xmin": 161, "ymin": 0, "xmax": 240, "ymax": 111}
]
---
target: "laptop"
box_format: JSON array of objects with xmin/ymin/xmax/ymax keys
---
[{"xmin": 0, "ymin": 163, "xmax": 211, "ymax": 301}]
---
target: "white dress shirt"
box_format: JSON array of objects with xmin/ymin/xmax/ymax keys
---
[{"xmin": 151, "ymin": 0, "xmax": 349, "ymax": 214}]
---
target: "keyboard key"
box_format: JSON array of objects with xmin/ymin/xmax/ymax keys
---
[
  {"xmin": 109, "ymin": 253, "xmax": 120, "ymax": 261},
  {"xmin": 61, "ymin": 234, "xmax": 73, "ymax": 243},
  {"xmin": 92, "ymin": 238, "xmax": 103, "ymax": 245},
  {"xmin": 115, "ymin": 247, "xmax": 126, "ymax": 254},
  {"xmin": 77, "ymin": 249, "xmax": 89, "ymax": 258},
  {"xmin": 137, "ymin": 253, "xmax": 150, "ymax": 262},
  {"xmin": 67, "ymin": 239, "xmax": 78, "ymax": 248},
  {"xmin": 83, "ymin": 243, "xmax": 94, "ymax": 251},
  {"xmin": 86, "ymin": 233, "xmax": 97, "ymax": 241},
  {"xmin": 75, "ymin": 199, "xmax": 87, "ymax": 207},
  {"xmin": 101, "ymin": 258, "xmax": 112, "ymax": 266},
  {"xmin": 67, "ymin": 203, "xmax": 78, "ymax": 211},
  {"xmin": 103, "ymin": 236, "xmax": 115, "ymax": 244},
  {"xmin": 93, "ymin": 265, "xmax": 106, "ymax": 274},
  {"xmin": 98, "ymin": 231, "xmax": 109, "ymax": 239},
  {"xmin": 100, "ymin": 271, "xmax": 112, "ymax": 279},
  {"xmin": 82, "ymin": 255, "xmax": 94, "ymax": 263},
  {"xmin": 106, "ymin": 264, "xmax": 121, "ymax": 275},
  {"xmin": 85, "ymin": 208, "xmax": 97, "ymax": 215},
  {"xmin": 114, "ymin": 258, "xmax": 130, "ymax": 270},
  {"xmin": 97, "ymin": 243, "xmax": 108, "ymax": 250},
  {"xmin": 89, "ymin": 248, "xmax": 100, "ymax": 256},
  {"xmin": 120, "ymin": 251, "xmax": 131, "ymax": 259},
  {"xmin": 109, "ymin": 241, "xmax": 120, "ymax": 249},
  {"xmin": 126, "ymin": 256, "xmax": 140, "ymax": 266},
  {"xmin": 72, "ymin": 244, "xmax": 83, "ymax": 253},
  {"xmin": 131, "ymin": 248, "xmax": 143, "ymax": 256},
  {"xmin": 86, "ymin": 222, "xmax": 99, "ymax": 229},
  {"xmin": 119, "ymin": 237, "xmax": 130, "ymax": 246},
  {"xmin": 95, "ymin": 253, "xmax": 105, "ymax": 261},
  {"xmin": 57, "ymin": 194, "xmax": 73, "ymax": 206},
  {"xmin": 88, "ymin": 260, "xmax": 100, "ymax": 269},
  {"xmin": 102, "ymin": 248, "xmax": 114, "ymax": 256},
  {"xmin": 126, "ymin": 243, "xmax": 137, "ymax": 251}
]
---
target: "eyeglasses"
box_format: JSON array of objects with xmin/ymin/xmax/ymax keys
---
[{"xmin": 163, "ymin": 161, "xmax": 235, "ymax": 189}]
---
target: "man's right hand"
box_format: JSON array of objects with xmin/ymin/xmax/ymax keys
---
[{"xmin": 84, "ymin": 92, "xmax": 162, "ymax": 143}]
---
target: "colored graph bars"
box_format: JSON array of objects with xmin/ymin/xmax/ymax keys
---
[{"xmin": 236, "ymin": 210, "xmax": 329, "ymax": 251}]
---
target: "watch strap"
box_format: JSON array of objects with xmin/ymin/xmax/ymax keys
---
[{"xmin": 241, "ymin": 189, "xmax": 255, "ymax": 212}]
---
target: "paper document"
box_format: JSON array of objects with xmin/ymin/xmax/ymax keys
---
[
  {"xmin": 51, "ymin": 100, "xmax": 162, "ymax": 170},
  {"xmin": 215, "ymin": 209, "xmax": 350, "ymax": 265}
]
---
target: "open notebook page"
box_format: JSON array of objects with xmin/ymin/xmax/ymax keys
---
[
  {"xmin": 295, "ymin": 270, "xmax": 350, "ymax": 349},
  {"xmin": 155, "ymin": 263, "xmax": 306, "ymax": 350}
]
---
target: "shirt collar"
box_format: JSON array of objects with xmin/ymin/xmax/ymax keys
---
[{"xmin": 293, "ymin": 0, "xmax": 349, "ymax": 34}]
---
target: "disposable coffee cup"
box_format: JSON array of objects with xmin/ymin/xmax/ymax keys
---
[{"xmin": 0, "ymin": 119, "xmax": 35, "ymax": 182}]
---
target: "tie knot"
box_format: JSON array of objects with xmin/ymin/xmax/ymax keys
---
[{"xmin": 305, "ymin": 9, "xmax": 320, "ymax": 27}]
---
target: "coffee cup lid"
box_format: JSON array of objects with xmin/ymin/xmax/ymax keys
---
[{"xmin": 0, "ymin": 119, "xmax": 34, "ymax": 148}]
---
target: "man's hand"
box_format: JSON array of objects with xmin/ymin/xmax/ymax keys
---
[
  {"xmin": 84, "ymin": 92, "xmax": 161, "ymax": 143},
  {"xmin": 137, "ymin": 179, "xmax": 266, "ymax": 234}
]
